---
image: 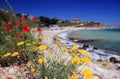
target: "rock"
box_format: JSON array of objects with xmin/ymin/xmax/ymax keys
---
[
  {"xmin": 116, "ymin": 66, "xmax": 120, "ymax": 70},
  {"xmin": 109, "ymin": 57, "xmax": 117, "ymax": 63},
  {"xmin": 9, "ymin": 68, "xmax": 16, "ymax": 74},
  {"xmin": 93, "ymin": 47, "xmax": 98, "ymax": 50},
  {"xmin": 83, "ymin": 44, "xmax": 89, "ymax": 49}
]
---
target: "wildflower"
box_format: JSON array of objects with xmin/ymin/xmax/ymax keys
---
[
  {"xmin": 71, "ymin": 57, "xmax": 80, "ymax": 64},
  {"xmin": 17, "ymin": 41, "xmax": 24, "ymax": 46},
  {"xmin": 37, "ymin": 42, "xmax": 42, "ymax": 45},
  {"xmin": 31, "ymin": 67, "xmax": 35, "ymax": 73},
  {"xmin": 38, "ymin": 58, "xmax": 46, "ymax": 63},
  {"xmin": 45, "ymin": 76, "xmax": 48, "ymax": 79},
  {"xmin": 26, "ymin": 43, "xmax": 31, "ymax": 46},
  {"xmin": 81, "ymin": 58, "xmax": 90, "ymax": 65},
  {"xmin": 56, "ymin": 37, "xmax": 62, "ymax": 41},
  {"xmin": 16, "ymin": 22, "xmax": 21, "ymax": 27},
  {"xmin": 3, "ymin": 25, "xmax": 8, "ymax": 30},
  {"xmin": 82, "ymin": 68, "xmax": 94, "ymax": 79},
  {"xmin": 57, "ymin": 43, "xmax": 63, "ymax": 47},
  {"xmin": 38, "ymin": 35, "xmax": 42, "ymax": 39},
  {"xmin": 21, "ymin": 17, "xmax": 26, "ymax": 22},
  {"xmin": 7, "ymin": 21, "xmax": 12, "ymax": 26},
  {"xmin": 78, "ymin": 50, "xmax": 92, "ymax": 58},
  {"xmin": 32, "ymin": 17, "xmax": 37, "ymax": 22},
  {"xmin": 11, "ymin": 52, "xmax": 19, "ymax": 57},
  {"xmin": 9, "ymin": 29, "xmax": 14, "ymax": 33},
  {"xmin": 18, "ymin": 34, "xmax": 23, "ymax": 38},
  {"xmin": 36, "ymin": 27, "xmax": 41, "ymax": 32},
  {"xmin": 23, "ymin": 25, "xmax": 30, "ymax": 32},
  {"xmin": 61, "ymin": 47, "xmax": 69, "ymax": 52},
  {"xmin": 39, "ymin": 45, "xmax": 47, "ymax": 51},
  {"xmin": 69, "ymin": 71, "xmax": 79, "ymax": 79},
  {"xmin": 7, "ymin": 76, "xmax": 12, "ymax": 79},
  {"xmin": 73, "ymin": 39, "xmax": 78, "ymax": 42},
  {"xmin": 2, "ymin": 52, "xmax": 11, "ymax": 58},
  {"xmin": 71, "ymin": 45, "xmax": 78, "ymax": 50},
  {"xmin": 32, "ymin": 41, "xmax": 37, "ymax": 44}
]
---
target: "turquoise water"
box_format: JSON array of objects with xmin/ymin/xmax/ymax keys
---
[{"xmin": 68, "ymin": 29, "xmax": 120, "ymax": 55}]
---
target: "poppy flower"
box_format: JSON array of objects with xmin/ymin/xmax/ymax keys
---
[
  {"xmin": 36, "ymin": 27, "xmax": 41, "ymax": 32},
  {"xmin": 31, "ymin": 17, "xmax": 37, "ymax": 22},
  {"xmin": 16, "ymin": 22, "xmax": 21, "ymax": 27},
  {"xmin": 7, "ymin": 76, "xmax": 12, "ymax": 79},
  {"xmin": 21, "ymin": 17, "xmax": 26, "ymax": 22},
  {"xmin": 23, "ymin": 25, "xmax": 30, "ymax": 32},
  {"xmin": 18, "ymin": 34, "xmax": 23, "ymax": 38},
  {"xmin": 9, "ymin": 29, "xmax": 14, "ymax": 33},
  {"xmin": 3, "ymin": 25, "xmax": 8, "ymax": 30},
  {"xmin": 7, "ymin": 21, "xmax": 13, "ymax": 26}
]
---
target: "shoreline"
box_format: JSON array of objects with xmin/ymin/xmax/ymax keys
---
[{"xmin": 42, "ymin": 27, "xmax": 120, "ymax": 79}]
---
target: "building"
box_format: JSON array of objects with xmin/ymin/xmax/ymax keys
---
[{"xmin": 70, "ymin": 18, "xmax": 80, "ymax": 23}]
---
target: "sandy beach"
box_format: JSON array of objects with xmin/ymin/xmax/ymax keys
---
[{"xmin": 41, "ymin": 27, "xmax": 120, "ymax": 79}]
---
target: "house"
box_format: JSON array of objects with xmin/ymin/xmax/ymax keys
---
[{"xmin": 70, "ymin": 18, "xmax": 80, "ymax": 23}]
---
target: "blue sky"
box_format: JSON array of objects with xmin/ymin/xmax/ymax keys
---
[{"xmin": 0, "ymin": 0, "xmax": 120, "ymax": 25}]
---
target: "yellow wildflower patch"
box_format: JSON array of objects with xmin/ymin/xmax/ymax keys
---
[
  {"xmin": 38, "ymin": 35, "xmax": 42, "ymax": 39},
  {"xmin": 45, "ymin": 76, "xmax": 48, "ymax": 79},
  {"xmin": 78, "ymin": 50, "xmax": 92, "ymax": 58},
  {"xmin": 69, "ymin": 71, "xmax": 79, "ymax": 79},
  {"xmin": 26, "ymin": 43, "xmax": 31, "ymax": 46},
  {"xmin": 38, "ymin": 58, "xmax": 46, "ymax": 63},
  {"xmin": 11, "ymin": 52, "xmax": 19, "ymax": 57},
  {"xmin": 71, "ymin": 45, "xmax": 78, "ymax": 50},
  {"xmin": 17, "ymin": 41, "xmax": 24, "ymax": 46},
  {"xmin": 32, "ymin": 41, "xmax": 37, "ymax": 44},
  {"xmin": 81, "ymin": 58, "xmax": 90, "ymax": 65},
  {"xmin": 31, "ymin": 68, "xmax": 35, "ymax": 73},
  {"xmin": 71, "ymin": 57, "xmax": 80, "ymax": 64},
  {"xmin": 2, "ymin": 52, "xmax": 11, "ymax": 58},
  {"xmin": 82, "ymin": 68, "xmax": 94, "ymax": 79},
  {"xmin": 56, "ymin": 37, "xmax": 62, "ymax": 41},
  {"xmin": 39, "ymin": 45, "xmax": 47, "ymax": 51}
]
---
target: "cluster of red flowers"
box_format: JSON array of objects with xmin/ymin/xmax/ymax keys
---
[{"xmin": 3, "ymin": 17, "xmax": 41, "ymax": 39}]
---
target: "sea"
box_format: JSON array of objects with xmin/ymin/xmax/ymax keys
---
[{"xmin": 58, "ymin": 29, "xmax": 120, "ymax": 60}]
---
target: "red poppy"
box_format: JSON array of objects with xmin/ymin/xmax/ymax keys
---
[
  {"xmin": 23, "ymin": 25, "xmax": 30, "ymax": 32},
  {"xmin": 9, "ymin": 29, "xmax": 14, "ymax": 33},
  {"xmin": 36, "ymin": 27, "xmax": 41, "ymax": 32},
  {"xmin": 16, "ymin": 22, "xmax": 22, "ymax": 27},
  {"xmin": 7, "ymin": 77, "xmax": 12, "ymax": 79},
  {"xmin": 31, "ymin": 17, "xmax": 37, "ymax": 22},
  {"xmin": 18, "ymin": 34, "xmax": 23, "ymax": 38},
  {"xmin": 21, "ymin": 17, "xmax": 26, "ymax": 22},
  {"xmin": 3, "ymin": 25, "xmax": 8, "ymax": 30},
  {"xmin": 7, "ymin": 21, "xmax": 13, "ymax": 26}
]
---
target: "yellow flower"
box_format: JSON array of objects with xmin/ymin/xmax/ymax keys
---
[
  {"xmin": 69, "ymin": 72, "xmax": 79, "ymax": 79},
  {"xmin": 56, "ymin": 37, "xmax": 62, "ymax": 41},
  {"xmin": 71, "ymin": 45, "xmax": 78, "ymax": 50},
  {"xmin": 57, "ymin": 43, "xmax": 63, "ymax": 47},
  {"xmin": 73, "ymin": 39, "xmax": 78, "ymax": 42},
  {"xmin": 11, "ymin": 52, "xmax": 19, "ymax": 57},
  {"xmin": 71, "ymin": 57, "xmax": 80, "ymax": 64},
  {"xmin": 31, "ymin": 68, "xmax": 35, "ymax": 73},
  {"xmin": 26, "ymin": 43, "xmax": 31, "ymax": 46},
  {"xmin": 39, "ymin": 45, "xmax": 47, "ymax": 51},
  {"xmin": 38, "ymin": 35, "xmax": 42, "ymax": 39},
  {"xmin": 81, "ymin": 58, "xmax": 90, "ymax": 65},
  {"xmin": 82, "ymin": 68, "xmax": 94, "ymax": 79},
  {"xmin": 17, "ymin": 41, "xmax": 24, "ymax": 46},
  {"xmin": 32, "ymin": 41, "xmax": 37, "ymax": 44},
  {"xmin": 37, "ymin": 42, "xmax": 42, "ymax": 44},
  {"xmin": 32, "ymin": 47, "xmax": 39, "ymax": 51},
  {"xmin": 61, "ymin": 47, "xmax": 69, "ymax": 52},
  {"xmin": 45, "ymin": 76, "xmax": 48, "ymax": 79},
  {"xmin": 78, "ymin": 50, "xmax": 92, "ymax": 58},
  {"xmin": 38, "ymin": 58, "xmax": 46, "ymax": 63},
  {"xmin": 2, "ymin": 52, "xmax": 11, "ymax": 58}
]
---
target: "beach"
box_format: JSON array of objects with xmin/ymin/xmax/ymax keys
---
[{"xmin": 41, "ymin": 27, "xmax": 120, "ymax": 79}]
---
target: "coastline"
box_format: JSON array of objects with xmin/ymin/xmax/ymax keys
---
[{"xmin": 42, "ymin": 27, "xmax": 120, "ymax": 79}]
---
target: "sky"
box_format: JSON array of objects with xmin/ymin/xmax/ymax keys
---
[{"xmin": 0, "ymin": 0, "xmax": 120, "ymax": 26}]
